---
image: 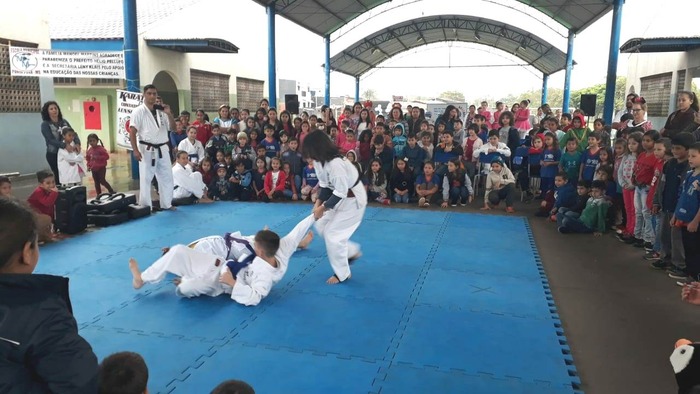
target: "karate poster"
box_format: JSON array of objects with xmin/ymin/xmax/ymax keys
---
[{"xmin": 116, "ymin": 89, "xmax": 143, "ymax": 149}]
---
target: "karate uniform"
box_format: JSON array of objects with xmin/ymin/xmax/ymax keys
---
[
  {"xmin": 313, "ymin": 157, "xmax": 367, "ymax": 281},
  {"xmin": 140, "ymin": 214, "xmax": 315, "ymax": 306},
  {"xmin": 131, "ymin": 104, "xmax": 174, "ymax": 209},
  {"xmin": 172, "ymin": 163, "xmax": 207, "ymax": 199},
  {"xmin": 57, "ymin": 148, "xmax": 87, "ymax": 185},
  {"xmin": 177, "ymin": 138, "xmax": 206, "ymax": 164}
]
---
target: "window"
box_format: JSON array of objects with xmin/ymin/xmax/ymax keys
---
[
  {"xmin": 641, "ymin": 73, "xmax": 672, "ymax": 117},
  {"xmin": 301, "ymin": 91, "xmax": 307, "ymax": 97},
  {"xmin": 0, "ymin": 42, "xmax": 41, "ymax": 112},
  {"xmin": 191, "ymin": 69, "xmax": 229, "ymax": 111},
  {"xmin": 236, "ymin": 77, "xmax": 264, "ymax": 111},
  {"xmin": 54, "ymin": 77, "xmax": 77, "ymax": 85},
  {"xmin": 92, "ymin": 78, "xmax": 123, "ymax": 86}
]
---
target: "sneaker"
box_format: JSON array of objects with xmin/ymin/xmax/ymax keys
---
[
  {"xmin": 632, "ymin": 238, "xmax": 645, "ymax": 248},
  {"xmin": 418, "ymin": 197, "xmax": 426, "ymax": 207},
  {"xmin": 382, "ymin": 199, "xmax": 391, "ymax": 206},
  {"xmin": 644, "ymin": 251, "xmax": 661, "ymax": 261},
  {"xmin": 675, "ymin": 276, "xmax": 696, "ymax": 287},
  {"xmin": 668, "ymin": 266, "xmax": 688, "ymax": 280},
  {"xmin": 616, "ymin": 233, "xmax": 633, "ymax": 243},
  {"xmin": 643, "ymin": 242, "xmax": 654, "ymax": 252},
  {"xmin": 450, "ymin": 203, "xmax": 457, "ymax": 207},
  {"xmin": 558, "ymin": 226, "xmax": 571, "ymax": 234},
  {"xmin": 650, "ymin": 260, "xmax": 669, "ymax": 270},
  {"xmin": 506, "ymin": 207, "xmax": 515, "ymax": 213},
  {"xmin": 459, "ymin": 202, "xmax": 467, "ymax": 207}
]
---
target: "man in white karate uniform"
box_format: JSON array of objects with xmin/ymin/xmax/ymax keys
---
[
  {"xmin": 172, "ymin": 151, "xmax": 213, "ymax": 203},
  {"xmin": 129, "ymin": 84, "xmax": 176, "ymax": 211},
  {"xmin": 128, "ymin": 215, "xmax": 315, "ymax": 306}
]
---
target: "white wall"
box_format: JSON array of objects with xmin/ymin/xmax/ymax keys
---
[
  {"xmin": 0, "ymin": 1, "xmax": 55, "ymax": 175},
  {"xmin": 626, "ymin": 48, "xmax": 700, "ymax": 128},
  {"xmin": 139, "ymin": 0, "xmax": 268, "ymax": 107}
]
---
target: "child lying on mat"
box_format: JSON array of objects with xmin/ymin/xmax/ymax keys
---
[{"xmin": 128, "ymin": 215, "xmax": 314, "ymax": 306}]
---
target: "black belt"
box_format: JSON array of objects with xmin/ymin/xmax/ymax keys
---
[{"xmin": 139, "ymin": 141, "xmax": 168, "ymax": 166}]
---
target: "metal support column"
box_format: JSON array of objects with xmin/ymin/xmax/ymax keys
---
[
  {"xmin": 123, "ymin": 0, "xmax": 140, "ymax": 180},
  {"xmin": 603, "ymin": 0, "xmax": 624, "ymax": 123},
  {"xmin": 324, "ymin": 35, "xmax": 330, "ymax": 106},
  {"xmin": 355, "ymin": 76, "xmax": 360, "ymax": 103},
  {"xmin": 267, "ymin": 2, "xmax": 277, "ymax": 108},
  {"xmin": 541, "ymin": 74, "xmax": 549, "ymax": 105},
  {"xmin": 562, "ymin": 31, "xmax": 575, "ymax": 113}
]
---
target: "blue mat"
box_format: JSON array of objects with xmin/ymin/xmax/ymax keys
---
[{"xmin": 37, "ymin": 204, "xmax": 581, "ymax": 393}]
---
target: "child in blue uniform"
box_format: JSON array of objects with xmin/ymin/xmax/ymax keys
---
[{"xmin": 671, "ymin": 142, "xmax": 700, "ymax": 283}]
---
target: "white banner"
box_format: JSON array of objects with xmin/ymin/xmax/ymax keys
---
[
  {"xmin": 10, "ymin": 46, "xmax": 125, "ymax": 78},
  {"xmin": 116, "ymin": 89, "xmax": 143, "ymax": 149}
]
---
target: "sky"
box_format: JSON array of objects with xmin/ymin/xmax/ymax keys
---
[{"xmin": 258, "ymin": 0, "xmax": 700, "ymax": 102}]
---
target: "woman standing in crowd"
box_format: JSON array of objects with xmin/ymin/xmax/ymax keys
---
[
  {"xmin": 302, "ymin": 131, "xmax": 367, "ymax": 285},
  {"xmin": 661, "ymin": 91, "xmax": 698, "ymax": 138},
  {"xmin": 438, "ymin": 104, "xmax": 460, "ymax": 132},
  {"xmin": 628, "ymin": 97, "xmax": 653, "ymax": 132},
  {"xmin": 40, "ymin": 101, "xmax": 80, "ymax": 185},
  {"xmin": 213, "ymin": 105, "xmax": 235, "ymax": 128}
]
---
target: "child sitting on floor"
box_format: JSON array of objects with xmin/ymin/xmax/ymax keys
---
[
  {"xmin": 263, "ymin": 157, "xmax": 286, "ymax": 202},
  {"xmin": 558, "ymin": 180, "xmax": 609, "ymax": 236},
  {"xmin": 230, "ymin": 160, "xmax": 253, "ymax": 202},
  {"xmin": 366, "ymin": 158, "xmax": 390, "ymax": 205},
  {"xmin": 172, "ymin": 151, "xmax": 214, "ymax": 204},
  {"xmin": 252, "ymin": 157, "xmax": 267, "ymax": 201},
  {"xmin": 26, "ymin": 170, "xmax": 59, "ymax": 242},
  {"xmin": 556, "ymin": 180, "xmax": 592, "ymax": 227},
  {"xmin": 209, "ymin": 163, "xmax": 234, "ymax": 201},
  {"xmin": 482, "ymin": 156, "xmax": 516, "ymax": 213},
  {"xmin": 415, "ymin": 161, "xmax": 440, "ymax": 207},
  {"xmin": 535, "ymin": 171, "xmax": 576, "ymax": 219},
  {"xmin": 301, "ymin": 158, "xmax": 319, "ymax": 202},
  {"xmin": 441, "ymin": 157, "xmax": 473, "ymax": 207},
  {"xmin": 390, "ymin": 157, "xmax": 413, "ymax": 204}
]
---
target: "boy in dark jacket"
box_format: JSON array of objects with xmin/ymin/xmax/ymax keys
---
[
  {"xmin": 536, "ymin": 172, "xmax": 576, "ymax": 219},
  {"xmin": 555, "ymin": 180, "xmax": 591, "ymax": 228},
  {"xmin": 0, "ymin": 199, "xmax": 98, "ymax": 393}
]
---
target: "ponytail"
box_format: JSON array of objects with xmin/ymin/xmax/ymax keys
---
[
  {"xmin": 679, "ymin": 91, "xmax": 699, "ymax": 112},
  {"xmin": 87, "ymin": 133, "xmax": 104, "ymax": 146}
]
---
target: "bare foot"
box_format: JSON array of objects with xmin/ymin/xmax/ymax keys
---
[
  {"xmin": 129, "ymin": 258, "xmax": 144, "ymax": 289},
  {"xmin": 298, "ymin": 231, "xmax": 314, "ymax": 249},
  {"xmin": 348, "ymin": 251, "xmax": 362, "ymax": 265},
  {"xmin": 326, "ymin": 273, "xmax": 350, "ymax": 285},
  {"xmin": 161, "ymin": 246, "xmax": 170, "ymax": 255},
  {"xmin": 199, "ymin": 197, "xmax": 214, "ymax": 204}
]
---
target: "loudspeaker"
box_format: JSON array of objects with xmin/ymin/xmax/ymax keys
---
[
  {"xmin": 285, "ymin": 94, "xmax": 300, "ymax": 115},
  {"xmin": 580, "ymin": 94, "xmax": 597, "ymax": 116}
]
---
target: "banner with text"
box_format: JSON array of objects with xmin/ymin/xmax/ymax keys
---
[
  {"xmin": 10, "ymin": 46, "xmax": 125, "ymax": 78},
  {"xmin": 116, "ymin": 89, "xmax": 143, "ymax": 149}
]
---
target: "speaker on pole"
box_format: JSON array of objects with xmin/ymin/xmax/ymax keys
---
[
  {"xmin": 580, "ymin": 94, "xmax": 597, "ymax": 116},
  {"xmin": 285, "ymin": 94, "xmax": 300, "ymax": 115}
]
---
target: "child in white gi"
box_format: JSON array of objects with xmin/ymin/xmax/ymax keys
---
[
  {"xmin": 128, "ymin": 215, "xmax": 315, "ymax": 306},
  {"xmin": 177, "ymin": 126, "xmax": 206, "ymax": 166},
  {"xmin": 57, "ymin": 128, "xmax": 87, "ymax": 186},
  {"xmin": 172, "ymin": 150, "xmax": 214, "ymax": 203}
]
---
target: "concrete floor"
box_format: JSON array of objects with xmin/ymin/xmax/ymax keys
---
[{"xmin": 10, "ymin": 152, "xmax": 700, "ymax": 393}]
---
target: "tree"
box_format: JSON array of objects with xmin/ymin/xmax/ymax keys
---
[
  {"xmin": 362, "ymin": 89, "xmax": 377, "ymax": 101},
  {"xmin": 439, "ymin": 91, "xmax": 465, "ymax": 102}
]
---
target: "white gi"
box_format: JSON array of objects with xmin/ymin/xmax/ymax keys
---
[
  {"xmin": 139, "ymin": 214, "xmax": 315, "ymax": 306},
  {"xmin": 177, "ymin": 138, "xmax": 205, "ymax": 164},
  {"xmin": 314, "ymin": 157, "xmax": 367, "ymax": 281},
  {"xmin": 130, "ymin": 104, "xmax": 174, "ymax": 209},
  {"xmin": 57, "ymin": 148, "xmax": 87, "ymax": 185},
  {"xmin": 172, "ymin": 163, "xmax": 206, "ymax": 199}
]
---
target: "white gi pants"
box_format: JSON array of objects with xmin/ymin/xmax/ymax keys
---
[
  {"xmin": 276, "ymin": 215, "xmax": 316, "ymax": 272},
  {"xmin": 314, "ymin": 193, "xmax": 366, "ymax": 281},
  {"xmin": 138, "ymin": 144, "xmax": 173, "ymax": 209},
  {"xmin": 140, "ymin": 245, "xmax": 224, "ymax": 297},
  {"xmin": 173, "ymin": 171, "xmax": 206, "ymax": 199}
]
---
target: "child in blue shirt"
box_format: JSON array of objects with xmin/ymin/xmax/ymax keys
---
[
  {"xmin": 540, "ymin": 132, "xmax": 561, "ymax": 195},
  {"xmin": 579, "ymin": 132, "xmax": 602, "ymax": 182},
  {"xmin": 403, "ymin": 133, "xmax": 426, "ymax": 175},
  {"xmin": 230, "ymin": 161, "xmax": 253, "ymax": 201},
  {"xmin": 392, "ymin": 124, "xmax": 407, "ymax": 158},
  {"xmin": 301, "ymin": 158, "xmax": 319, "ymax": 202},
  {"xmin": 260, "ymin": 125, "xmax": 280, "ymax": 158},
  {"xmin": 672, "ymin": 142, "xmax": 700, "ymax": 282}
]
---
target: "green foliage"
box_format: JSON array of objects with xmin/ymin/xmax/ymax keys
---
[
  {"xmin": 362, "ymin": 89, "xmax": 377, "ymax": 101},
  {"xmin": 492, "ymin": 77, "xmax": 627, "ymax": 117},
  {"xmin": 439, "ymin": 91, "xmax": 466, "ymax": 102}
]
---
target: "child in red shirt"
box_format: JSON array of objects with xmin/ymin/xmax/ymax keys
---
[
  {"xmin": 263, "ymin": 157, "xmax": 286, "ymax": 202},
  {"xmin": 26, "ymin": 170, "xmax": 59, "ymax": 242},
  {"xmin": 85, "ymin": 133, "xmax": 115, "ymax": 195},
  {"xmin": 632, "ymin": 130, "xmax": 661, "ymax": 249}
]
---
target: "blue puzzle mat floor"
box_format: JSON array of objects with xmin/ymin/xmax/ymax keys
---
[{"xmin": 38, "ymin": 203, "xmax": 581, "ymax": 393}]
